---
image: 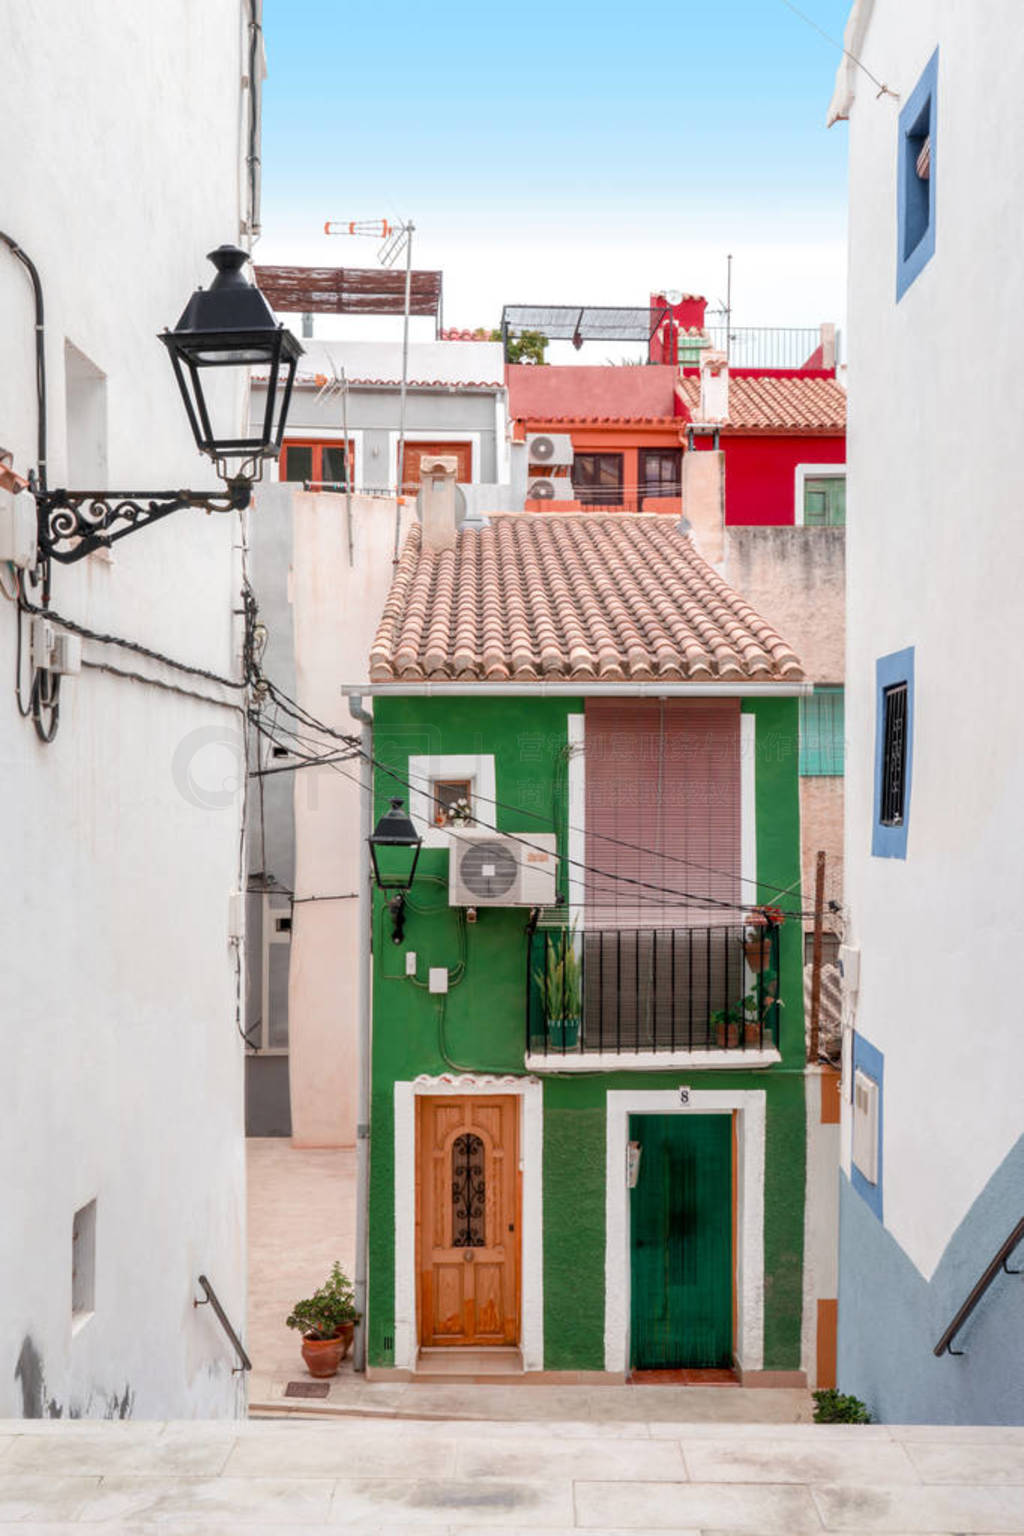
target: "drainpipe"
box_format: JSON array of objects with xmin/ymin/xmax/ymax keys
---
[{"xmin": 347, "ymin": 691, "xmax": 374, "ymax": 1373}]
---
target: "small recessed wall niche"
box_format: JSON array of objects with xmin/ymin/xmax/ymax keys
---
[{"xmin": 71, "ymin": 1198, "xmax": 97, "ymax": 1331}]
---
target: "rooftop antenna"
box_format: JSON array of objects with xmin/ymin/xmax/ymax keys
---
[
  {"xmin": 725, "ymin": 253, "xmax": 733, "ymax": 362},
  {"xmin": 324, "ymin": 217, "xmax": 415, "ymax": 562}
]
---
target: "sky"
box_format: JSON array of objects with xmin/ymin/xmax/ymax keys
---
[{"xmin": 257, "ymin": 0, "xmax": 853, "ymax": 343}]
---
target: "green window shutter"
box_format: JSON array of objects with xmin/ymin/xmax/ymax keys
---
[
  {"xmin": 800, "ymin": 686, "xmax": 845, "ymax": 775},
  {"xmin": 803, "ymin": 475, "xmax": 846, "ymax": 526}
]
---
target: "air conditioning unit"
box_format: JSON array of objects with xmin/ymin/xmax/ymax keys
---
[
  {"xmin": 526, "ymin": 433, "xmax": 573, "ymax": 467},
  {"xmin": 449, "ymin": 830, "xmax": 557, "ymax": 907},
  {"xmin": 851, "ymin": 1069, "xmax": 879, "ymax": 1184},
  {"xmin": 30, "ymin": 617, "xmax": 82, "ymax": 675},
  {"xmin": 527, "ymin": 478, "xmax": 574, "ymax": 502}
]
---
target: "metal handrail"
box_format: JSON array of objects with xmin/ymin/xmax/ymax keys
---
[
  {"xmin": 194, "ymin": 1274, "xmax": 253, "ymax": 1374},
  {"xmin": 933, "ymin": 1217, "xmax": 1024, "ymax": 1357}
]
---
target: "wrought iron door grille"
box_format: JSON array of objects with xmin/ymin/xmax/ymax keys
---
[
  {"xmin": 880, "ymin": 682, "xmax": 908, "ymax": 825},
  {"xmin": 451, "ymin": 1133, "xmax": 486, "ymax": 1246},
  {"xmin": 526, "ymin": 923, "xmax": 780, "ymax": 1056}
]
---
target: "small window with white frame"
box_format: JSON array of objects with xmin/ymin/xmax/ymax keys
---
[{"xmin": 408, "ymin": 754, "xmax": 496, "ymax": 847}]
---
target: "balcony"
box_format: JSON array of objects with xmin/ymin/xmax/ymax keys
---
[{"xmin": 525, "ymin": 923, "xmax": 781, "ymax": 1067}]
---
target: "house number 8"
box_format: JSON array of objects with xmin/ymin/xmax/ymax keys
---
[{"xmin": 679, "ymin": 1087, "xmax": 691, "ymax": 1106}]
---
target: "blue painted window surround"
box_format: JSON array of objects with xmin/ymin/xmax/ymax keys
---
[
  {"xmin": 872, "ymin": 648, "xmax": 914, "ymax": 859},
  {"xmin": 851, "ymin": 1032, "xmax": 884, "ymax": 1221},
  {"xmin": 897, "ymin": 48, "xmax": 938, "ymax": 300}
]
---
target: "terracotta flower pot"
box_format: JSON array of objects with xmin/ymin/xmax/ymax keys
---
[
  {"xmin": 300, "ymin": 1321, "xmax": 354, "ymax": 1378},
  {"xmin": 744, "ymin": 936, "xmax": 771, "ymax": 971}
]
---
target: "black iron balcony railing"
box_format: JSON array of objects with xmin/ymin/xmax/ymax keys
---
[{"xmin": 526, "ymin": 923, "xmax": 781, "ymax": 1057}]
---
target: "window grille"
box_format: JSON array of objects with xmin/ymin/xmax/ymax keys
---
[
  {"xmin": 451, "ymin": 1133, "xmax": 485, "ymax": 1247},
  {"xmin": 880, "ymin": 683, "xmax": 908, "ymax": 825}
]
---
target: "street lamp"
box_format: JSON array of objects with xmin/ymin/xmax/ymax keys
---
[
  {"xmin": 368, "ymin": 796, "xmax": 422, "ymax": 945},
  {"xmin": 33, "ymin": 245, "xmax": 302, "ymax": 565}
]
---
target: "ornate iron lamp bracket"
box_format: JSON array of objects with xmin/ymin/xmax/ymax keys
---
[{"xmin": 32, "ymin": 477, "xmax": 252, "ymax": 564}]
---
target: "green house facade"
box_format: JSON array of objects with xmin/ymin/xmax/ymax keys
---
[{"xmin": 358, "ymin": 511, "xmax": 821, "ymax": 1383}]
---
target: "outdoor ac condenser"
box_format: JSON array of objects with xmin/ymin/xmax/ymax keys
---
[
  {"xmin": 526, "ymin": 432, "xmax": 574, "ymax": 467},
  {"xmin": 449, "ymin": 830, "xmax": 558, "ymax": 907},
  {"xmin": 527, "ymin": 478, "xmax": 574, "ymax": 502}
]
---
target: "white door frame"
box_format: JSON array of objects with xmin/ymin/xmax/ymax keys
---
[
  {"xmin": 605, "ymin": 1087, "xmax": 766, "ymax": 1373},
  {"xmin": 394, "ymin": 1074, "xmax": 543, "ymax": 1371}
]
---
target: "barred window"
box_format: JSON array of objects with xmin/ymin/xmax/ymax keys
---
[{"xmin": 880, "ymin": 683, "xmax": 908, "ymax": 826}]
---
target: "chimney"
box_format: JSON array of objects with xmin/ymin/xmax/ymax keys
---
[
  {"xmin": 699, "ymin": 349, "xmax": 729, "ymax": 422},
  {"xmin": 819, "ymin": 322, "xmax": 836, "ymax": 369},
  {"xmin": 650, "ymin": 292, "xmax": 709, "ymax": 364},
  {"xmin": 681, "ymin": 446, "xmax": 725, "ymax": 565},
  {"xmin": 419, "ymin": 455, "xmax": 460, "ymax": 552}
]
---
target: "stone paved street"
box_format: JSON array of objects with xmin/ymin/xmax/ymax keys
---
[{"xmin": 2, "ymin": 1417, "xmax": 1024, "ymax": 1532}]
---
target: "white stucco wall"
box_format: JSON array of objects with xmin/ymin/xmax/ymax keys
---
[
  {"xmin": 0, "ymin": 2, "xmax": 254, "ymax": 1417},
  {"xmin": 841, "ymin": 0, "xmax": 1024, "ymax": 1278},
  {"xmin": 284, "ymin": 488, "xmax": 416, "ymax": 1146}
]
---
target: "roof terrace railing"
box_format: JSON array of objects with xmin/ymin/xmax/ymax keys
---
[{"xmin": 703, "ymin": 325, "xmax": 829, "ymax": 370}]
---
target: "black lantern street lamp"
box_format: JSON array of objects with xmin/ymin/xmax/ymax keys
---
[
  {"xmin": 32, "ymin": 245, "xmax": 302, "ymax": 566},
  {"xmin": 368, "ymin": 797, "xmax": 423, "ymax": 946},
  {"xmin": 160, "ymin": 245, "xmax": 301, "ymax": 481}
]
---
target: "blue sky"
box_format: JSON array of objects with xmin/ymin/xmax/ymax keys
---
[{"xmin": 258, "ymin": 0, "xmax": 853, "ymax": 335}]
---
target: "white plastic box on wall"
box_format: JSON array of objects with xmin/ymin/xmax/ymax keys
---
[{"xmin": 852, "ymin": 1068, "xmax": 879, "ymax": 1184}]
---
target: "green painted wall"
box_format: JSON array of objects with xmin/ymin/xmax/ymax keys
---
[{"xmin": 367, "ymin": 694, "xmax": 807, "ymax": 1373}]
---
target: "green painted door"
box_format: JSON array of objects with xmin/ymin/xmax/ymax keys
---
[{"xmin": 629, "ymin": 1113, "xmax": 733, "ymax": 1369}]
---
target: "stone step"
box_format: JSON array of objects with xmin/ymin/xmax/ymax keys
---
[{"xmin": 3, "ymin": 1416, "xmax": 1024, "ymax": 1532}]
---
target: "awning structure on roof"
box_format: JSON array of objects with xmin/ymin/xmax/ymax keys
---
[
  {"xmin": 254, "ymin": 266, "xmax": 443, "ymax": 323},
  {"xmin": 500, "ymin": 304, "xmax": 671, "ymax": 346}
]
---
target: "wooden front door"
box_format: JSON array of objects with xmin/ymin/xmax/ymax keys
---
[{"xmin": 417, "ymin": 1095, "xmax": 519, "ymax": 1347}]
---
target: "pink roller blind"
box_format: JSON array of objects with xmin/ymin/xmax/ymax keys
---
[{"xmin": 583, "ymin": 699, "xmax": 741, "ymax": 928}]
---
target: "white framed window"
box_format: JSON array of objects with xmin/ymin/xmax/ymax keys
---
[
  {"xmin": 408, "ymin": 753, "xmax": 496, "ymax": 848},
  {"xmin": 794, "ymin": 463, "xmax": 846, "ymax": 526}
]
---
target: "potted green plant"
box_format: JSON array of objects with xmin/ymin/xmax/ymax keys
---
[
  {"xmin": 534, "ymin": 928, "xmax": 582, "ymax": 1049},
  {"xmin": 286, "ymin": 1261, "xmax": 360, "ymax": 1379}
]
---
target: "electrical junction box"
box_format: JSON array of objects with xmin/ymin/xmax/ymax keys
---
[
  {"xmin": 0, "ymin": 495, "xmax": 37, "ymax": 570},
  {"xmin": 852, "ymin": 1068, "xmax": 879, "ymax": 1184},
  {"xmin": 227, "ymin": 892, "xmax": 244, "ymax": 943},
  {"xmin": 839, "ymin": 944, "xmax": 860, "ymax": 992},
  {"xmin": 30, "ymin": 617, "xmax": 82, "ymax": 675},
  {"xmin": 428, "ymin": 968, "xmax": 449, "ymax": 994}
]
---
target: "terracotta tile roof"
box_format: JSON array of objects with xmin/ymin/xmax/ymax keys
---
[
  {"xmin": 676, "ymin": 373, "xmax": 846, "ymax": 433},
  {"xmin": 523, "ymin": 415, "xmax": 683, "ymax": 428},
  {"xmin": 369, "ymin": 515, "xmax": 804, "ymax": 685}
]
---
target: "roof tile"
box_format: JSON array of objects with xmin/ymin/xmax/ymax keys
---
[
  {"xmin": 368, "ymin": 515, "xmax": 803, "ymax": 685},
  {"xmin": 677, "ymin": 373, "xmax": 846, "ymax": 432}
]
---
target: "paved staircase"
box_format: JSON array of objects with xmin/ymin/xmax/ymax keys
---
[{"xmin": 2, "ymin": 1414, "xmax": 1023, "ymax": 1531}]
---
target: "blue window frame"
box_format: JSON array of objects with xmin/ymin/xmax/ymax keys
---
[
  {"xmin": 851, "ymin": 1032, "xmax": 884, "ymax": 1222},
  {"xmin": 897, "ymin": 48, "xmax": 938, "ymax": 300},
  {"xmin": 872, "ymin": 647, "xmax": 914, "ymax": 858}
]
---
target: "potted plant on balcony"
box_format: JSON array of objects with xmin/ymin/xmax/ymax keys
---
[
  {"xmin": 535, "ymin": 928, "xmax": 581, "ymax": 1050},
  {"xmin": 744, "ymin": 904, "xmax": 783, "ymax": 972},
  {"xmin": 286, "ymin": 1261, "xmax": 360, "ymax": 1379}
]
